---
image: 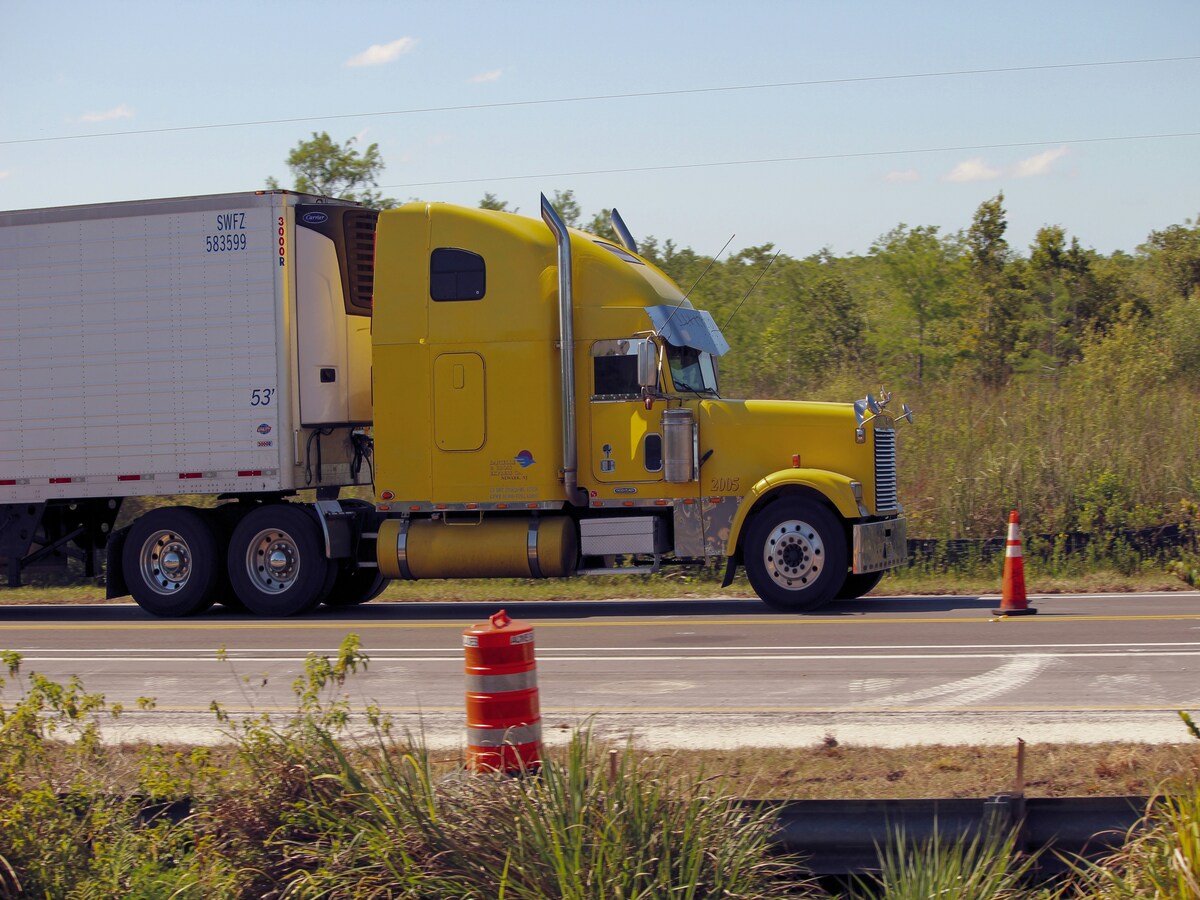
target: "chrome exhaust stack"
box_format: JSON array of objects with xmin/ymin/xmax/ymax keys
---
[{"xmin": 540, "ymin": 193, "xmax": 581, "ymax": 504}]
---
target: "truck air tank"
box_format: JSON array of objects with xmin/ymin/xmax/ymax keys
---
[{"xmin": 377, "ymin": 515, "xmax": 578, "ymax": 580}]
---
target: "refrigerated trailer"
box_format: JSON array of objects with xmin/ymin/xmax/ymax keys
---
[{"xmin": 1, "ymin": 190, "xmax": 910, "ymax": 616}]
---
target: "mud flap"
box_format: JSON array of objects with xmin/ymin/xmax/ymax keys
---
[{"xmin": 105, "ymin": 526, "xmax": 130, "ymax": 599}]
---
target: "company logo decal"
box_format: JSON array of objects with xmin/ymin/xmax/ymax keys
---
[
  {"xmin": 257, "ymin": 423, "xmax": 273, "ymax": 435},
  {"xmin": 301, "ymin": 211, "xmax": 329, "ymax": 225},
  {"xmin": 514, "ymin": 450, "xmax": 536, "ymax": 468}
]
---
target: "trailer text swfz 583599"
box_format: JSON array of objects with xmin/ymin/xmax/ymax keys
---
[{"xmin": 0, "ymin": 191, "xmax": 910, "ymax": 616}]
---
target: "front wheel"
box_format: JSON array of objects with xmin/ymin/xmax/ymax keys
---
[
  {"xmin": 227, "ymin": 505, "xmax": 331, "ymax": 616},
  {"xmin": 836, "ymin": 570, "xmax": 885, "ymax": 600},
  {"xmin": 743, "ymin": 499, "xmax": 847, "ymax": 612}
]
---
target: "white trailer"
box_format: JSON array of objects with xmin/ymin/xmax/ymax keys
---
[{"xmin": 0, "ymin": 192, "xmax": 382, "ymax": 614}]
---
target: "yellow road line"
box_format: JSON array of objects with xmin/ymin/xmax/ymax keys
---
[{"xmin": 3, "ymin": 613, "xmax": 1200, "ymax": 631}]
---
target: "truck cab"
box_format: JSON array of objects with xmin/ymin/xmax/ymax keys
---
[{"xmin": 370, "ymin": 196, "xmax": 908, "ymax": 610}]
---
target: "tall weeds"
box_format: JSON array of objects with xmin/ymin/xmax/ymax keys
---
[
  {"xmin": 1, "ymin": 639, "xmax": 808, "ymax": 897},
  {"xmin": 4, "ymin": 639, "xmax": 1200, "ymax": 897},
  {"xmin": 852, "ymin": 824, "xmax": 1043, "ymax": 900}
]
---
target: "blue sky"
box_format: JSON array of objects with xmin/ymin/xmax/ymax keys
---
[{"xmin": 3, "ymin": 0, "xmax": 1198, "ymax": 258}]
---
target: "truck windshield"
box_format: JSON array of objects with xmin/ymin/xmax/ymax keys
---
[{"xmin": 666, "ymin": 344, "xmax": 719, "ymax": 396}]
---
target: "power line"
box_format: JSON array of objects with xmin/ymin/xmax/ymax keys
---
[
  {"xmin": 379, "ymin": 131, "xmax": 1200, "ymax": 189},
  {"xmin": 3, "ymin": 55, "xmax": 1197, "ymax": 147}
]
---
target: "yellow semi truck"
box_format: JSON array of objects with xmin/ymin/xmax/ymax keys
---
[{"xmin": 0, "ymin": 190, "xmax": 909, "ymax": 616}]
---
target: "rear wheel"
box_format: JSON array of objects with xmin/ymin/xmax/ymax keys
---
[
  {"xmin": 122, "ymin": 507, "xmax": 220, "ymax": 617},
  {"xmin": 836, "ymin": 570, "xmax": 885, "ymax": 600},
  {"xmin": 227, "ymin": 504, "xmax": 331, "ymax": 616},
  {"xmin": 744, "ymin": 499, "xmax": 847, "ymax": 612}
]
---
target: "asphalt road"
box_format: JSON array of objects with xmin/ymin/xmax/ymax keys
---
[{"xmin": 2, "ymin": 591, "xmax": 1198, "ymax": 748}]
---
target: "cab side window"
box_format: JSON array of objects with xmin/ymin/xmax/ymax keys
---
[
  {"xmin": 430, "ymin": 248, "xmax": 486, "ymax": 301},
  {"xmin": 593, "ymin": 354, "xmax": 640, "ymax": 397}
]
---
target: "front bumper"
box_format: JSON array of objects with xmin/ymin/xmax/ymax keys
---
[{"xmin": 852, "ymin": 517, "xmax": 907, "ymax": 573}]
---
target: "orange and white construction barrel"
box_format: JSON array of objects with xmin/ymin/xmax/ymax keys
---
[{"xmin": 463, "ymin": 609, "xmax": 542, "ymax": 773}]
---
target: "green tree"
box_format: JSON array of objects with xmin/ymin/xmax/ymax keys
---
[
  {"xmin": 549, "ymin": 189, "xmax": 582, "ymax": 228},
  {"xmin": 585, "ymin": 208, "xmax": 620, "ymax": 243},
  {"xmin": 870, "ymin": 224, "xmax": 964, "ymax": 386},
  {"xmin": 761, "ymin": 261, "xmax": 864, "ymax": 395},
  {"xmin": 478, "ymin": 192, "xmax": 515, "ymax": 212},
  {"xmin": 1140, "ymin": 216, "xmax": 1200, "ymax": 302},
  {"xmin": 267, "ymin": 131, "xmax": 396, "ymax": 208},
  {"xmin": 960, "ymin": 193, "xmax": 1022, "ymax": 386}
]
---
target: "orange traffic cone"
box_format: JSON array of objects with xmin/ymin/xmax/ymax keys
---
[{"xmin": 993, "ymin": 510, "xmax": 1036, "ymax": 616}]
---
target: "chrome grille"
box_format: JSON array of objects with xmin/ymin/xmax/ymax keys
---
[{"xmin": 874, "ymin": 427, "xmax": 898, "ymax": 512}]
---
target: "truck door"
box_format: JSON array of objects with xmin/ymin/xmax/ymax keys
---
[{"xmin": 588, "ymin": 340, "xmax": 665, "ymax": 484}]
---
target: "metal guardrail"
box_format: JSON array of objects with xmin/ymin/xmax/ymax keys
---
[
  {"xmin": 908, "ymin": 522, "xmax": 1196, "ymax": 565},
  {"xmin": 757, "ymin": 793, "xmax": 1149, "ymax": 875},
  {"xmin": 91, "ymin": 792, "xmax": 1153, "ymax": 878}
]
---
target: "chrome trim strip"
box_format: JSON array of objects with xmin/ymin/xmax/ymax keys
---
[
  {"xmin": 526, "ymin": 516, "xmax": 543, "ymax": 579},
  {"xmin": 395, "ymin": 517, "xmax": 412, "ymax": 580}
]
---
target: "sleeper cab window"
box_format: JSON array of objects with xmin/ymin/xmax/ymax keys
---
[{"xmin": 430, "ymin": 247, "xmax": 486, "ymax": 301}]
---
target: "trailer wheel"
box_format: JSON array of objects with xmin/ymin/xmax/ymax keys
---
[
  {"xmin": 836, "ymin": 570, "xmax": 884, "ymax": 600},
  {"xmin": 228, "ymin": 504, "xmax": 331, "ymax": 616},
  {"xmin": 323, "ymin": 567, "xmax": 389, "ymax": 607},
  {"xmin": 744, "ymin": 499, "xmax": 847, "ymax": 612},
  {"xmin": 122, "ymin": 508, "xmax": 220, "ymax": 617}
]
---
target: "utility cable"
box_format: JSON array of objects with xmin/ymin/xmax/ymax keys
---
[{"xmin": 3, "ymin": 55, "xmax": 1197, "ymax": 147}]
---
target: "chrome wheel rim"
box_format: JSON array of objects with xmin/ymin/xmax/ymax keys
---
[
  {"xmin": 245, "ymin": 528, "xmax": 302, "ymax": 594},
  {"xmin": 139, "ymin": 530, "xmax": 192, "ymax": 595},
  {"xmin": 763, "ymin": 519, "xmax": 824, "ymax": 591}
]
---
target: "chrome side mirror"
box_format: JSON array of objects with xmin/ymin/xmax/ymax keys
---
[{"xmin": 637, "ymin": 339, "xmax": 658, "ymax": 389}]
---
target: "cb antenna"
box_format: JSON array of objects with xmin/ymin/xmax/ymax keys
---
[
  {"xmin": 722, "ymin": 250, "xmax": 781, "ymax": 331},
  {"xmin": 658, "ymin": 233, "xmax": 736, "ymax": 335}
]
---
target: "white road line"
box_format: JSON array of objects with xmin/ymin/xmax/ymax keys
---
[
  {"xmin": 9, "ymin": 650, "xmax": 1200, "ymax": 664},
  {"xmin": 867, "ymin": 657, "xmax": 1058, "ymax": 708},
  {"xmin": 7, "ymin": 640, "xmax": 1200, "ymax": 654}
]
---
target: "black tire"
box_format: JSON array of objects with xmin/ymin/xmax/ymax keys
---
[
  {"xmin": 836, "ymin": 570, "xmax": 885, "ymax": 600},
  {"xmin": 743, "ymin": 499, "xmax": 847, "ymax": 612},
  {"xmin": 323, "ymin": 566, "xmax": 389, "ymax": 607},
  {"xmin": 227, "ymin": 504, "xmax": 332, "ymax": 617},
  {"xmin": 122, "ymin": 507, "xmax": 221, "ymax": 617}
]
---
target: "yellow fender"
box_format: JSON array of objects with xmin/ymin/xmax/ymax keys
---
[{"xmin": 726, "ymin": 468, "xmax": 864, "ymax": 555}]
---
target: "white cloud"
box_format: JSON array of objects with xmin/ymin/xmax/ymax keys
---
[
  {"xmin": 345, "ymin": 37, "xmax": 417, "ymax": 67},
  {"xmin": 885, "ymin": 168, "xmax": 920, "ymax": 184},
  {"xmin": 0, "ymin": 170, "xmax": 10, "ymax": 181},
  {"xmin": 944, "ymin": 157, "xmax": 1003, "ymax": 183},
  {"xmin": 943, "ymin": 147, "xmax": 1070, "ymax": 183},
  {"xmin": 78, "ymin": 103, "xmax": 133, "ymax": 124},
  {"xmin": 1012, "ymin": 146, "xmax": 1068, "ymax": 178},
  {"xmin": 470, "ymin": 69, "xmax": 503, "ymax": 83}
]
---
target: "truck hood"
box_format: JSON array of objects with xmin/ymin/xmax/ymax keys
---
[{"xmin": 695, "ymin": 397, "xmax": 879, "ymax": 499}]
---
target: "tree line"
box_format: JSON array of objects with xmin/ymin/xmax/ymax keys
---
[{"xmin": 273, "ymin": 132, "xmax": 1200, "ymax": 553}]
